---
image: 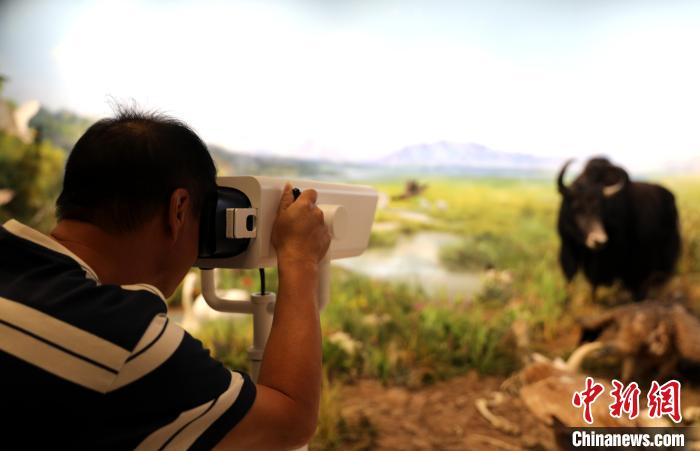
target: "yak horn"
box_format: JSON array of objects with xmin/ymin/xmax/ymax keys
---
[
  {"xmin": 603, "ymin": 180, "xmax": 625, "ymax": 197},
  {"xmin": 557, "ymin": 159, "xmax": 574, "ymax": 194}
]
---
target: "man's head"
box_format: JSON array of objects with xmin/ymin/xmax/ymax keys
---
[{"xmin": 55, "ymin": 107, "xmax": 217, "ymax": 295}]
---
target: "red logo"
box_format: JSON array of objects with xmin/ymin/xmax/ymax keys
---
[
  {"xmin": 572, "ymin": 376, "xmax": 605, "ymax": 424},
  {"xmin": 647, "ymin": 380, "xmax": 682, "ymax": 423},
  {"xmin": 609, "ymin": 379, "xmax": 641, "ymax": 420},
  {"xmin": 572, "ymin": 378, "xmax": 683, "ymax": 424}
]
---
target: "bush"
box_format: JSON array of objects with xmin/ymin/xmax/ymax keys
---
[
  {"xmin": 0, "ymin": 132, "xmax": 65, "ymax": 231},
  {"xmin": 196, "ymin": 319, "xmax": 252, "ymax": 372},
  {"xmin": 368, "ymin": 229, "xmax": 399, "ymax": 249},
  {"xmin": 323, "ymin": 269, "xmax": 518, "ymax": 384}
]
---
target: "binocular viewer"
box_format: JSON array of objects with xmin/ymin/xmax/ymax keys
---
[
  {"xmin": 196, "ymin": 176, "xmax": 378, "ymax": 269},
  {"xmin": 194, "ymin": 176, "xmax": 378, "ymax": 312}
]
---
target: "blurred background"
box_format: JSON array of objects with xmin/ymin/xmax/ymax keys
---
[{"xmin": 2, "ymin": 0, "xmax": 700, "ymax": 449}]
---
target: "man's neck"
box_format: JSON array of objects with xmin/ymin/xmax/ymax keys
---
[{"xmin": 50, "ymin": 219, "xmax": 168, "ymax": 292}]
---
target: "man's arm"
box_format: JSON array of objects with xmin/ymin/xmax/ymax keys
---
[{"xmin": 215, "ymin": 184, "xmax": 330, "ymax": 450}]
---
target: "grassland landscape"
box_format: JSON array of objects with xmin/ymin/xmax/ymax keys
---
[{"xmin": 186, "ymin": 175, "xmax": 700, "ymax": 449}]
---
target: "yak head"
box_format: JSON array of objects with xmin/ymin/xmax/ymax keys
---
[{"xmin": 557, "ymin": 157, "xmax": 629, "ymax": 251}]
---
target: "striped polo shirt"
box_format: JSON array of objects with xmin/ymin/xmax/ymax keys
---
[{"xmin": 0, "ymin": 220, "xmax": 256, "ymax": 450}]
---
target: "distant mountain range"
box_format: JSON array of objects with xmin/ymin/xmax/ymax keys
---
[
  {"xmin": 209, "ymin": 141, "xmax": 571, "ymax": 180},
  {"xmin": 210, "ymin": 141, "xmax": 565, "ymax": 180},
  {"xmin": 379, "ymin": 141, "xmax": 561, "ymax": 171}
]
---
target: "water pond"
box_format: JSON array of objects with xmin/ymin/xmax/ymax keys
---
[{"xmin": 334, "ymin": 231, "xmax": 482, "ymax": 300}]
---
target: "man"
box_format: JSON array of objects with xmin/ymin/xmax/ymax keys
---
[{"xmin": 0, "ymin": 109, "xmax": 330, "ymax": 450}]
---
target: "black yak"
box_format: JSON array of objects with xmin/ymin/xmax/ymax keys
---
[{"xmin": 557, "ymin": 157, "xmax": 681, "ymax": 301}]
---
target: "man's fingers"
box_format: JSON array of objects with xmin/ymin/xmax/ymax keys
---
[
  {"xmin": 278, "ymin": 183, "xmax": 294, "ymax": 211},
  {"xmin": 298, "ymin": 188, "xmax": 318, "ymax": 207}
]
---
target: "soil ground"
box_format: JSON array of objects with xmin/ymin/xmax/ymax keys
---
[{"xmin": 338, "ymin": 373, "xmax": 700, "ymax": 450}]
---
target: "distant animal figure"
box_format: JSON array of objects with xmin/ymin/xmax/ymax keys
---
[
  {"xmin": 557, "ymin": 157, "xmax": 681, "ymax": 300},
  {"xmin": 391, "ymin": 179, "xmax": 428, "ymax": 201}
]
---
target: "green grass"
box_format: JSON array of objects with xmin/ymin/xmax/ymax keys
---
[
  {"xmin": 193, "ymin": 266, "xmax": 518, "ymax": 385},
  {"xmin": 196, "ymin": 319, "xmax": 252, "ymax": 372},
  {"xmin": 367, "ymin": 229, "xmax": 400, "ymax": 249},
  {"xmin": 323, "ymin": 270, "xmax": 518, "ymax": 383},
  {"xmin": 666, "ymin": 178, "xmax": 700, "ymax": 275}
]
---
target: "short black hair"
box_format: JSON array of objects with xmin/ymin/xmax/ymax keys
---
[{"xmin": 56, "ymin": 107, "xmax": 217, "ymax": 233}]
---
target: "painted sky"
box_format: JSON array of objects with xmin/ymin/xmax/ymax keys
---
[{"xmin": 1, "ymin": 0, "xmax": 700, "ymax": 169}]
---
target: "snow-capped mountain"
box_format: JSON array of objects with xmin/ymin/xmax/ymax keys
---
[{"xmin": 379, "ymin": 141, "xmax": 560, "ymax": 170}]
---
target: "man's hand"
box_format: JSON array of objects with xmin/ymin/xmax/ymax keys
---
[
  {"xmin": 271, "ymin": 183, "xmax": 331, "ymax": 268},
  {"xmin": 216, "ymin": 182, "xmax": 329, "ymax": 450}
]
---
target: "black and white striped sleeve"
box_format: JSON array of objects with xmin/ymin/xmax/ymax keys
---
[{"xmin": 109, "ymin": 314, "xmax": 256, "ymax": 450}]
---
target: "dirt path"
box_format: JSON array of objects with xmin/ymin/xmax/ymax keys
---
[
  {"xmin": 338, "ymin": 373, "xmax": 700, "ymax": 450},
  {"xmin": 339, "ymin": 372, "xmax": 549, "ymax": 450}
]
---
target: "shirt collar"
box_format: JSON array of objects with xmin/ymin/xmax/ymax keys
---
[{"xmin": 3, "ymin": 219, "xmax": 165, "ymax": 301}]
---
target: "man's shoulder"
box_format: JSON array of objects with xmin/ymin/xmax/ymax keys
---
[
  {"xmin": 0, "ymin": 221, "xmax": 168, "ymax": 351},
  {"xmin": 1, "ymin": 279, "xmax": 168, "ymax": 354}
]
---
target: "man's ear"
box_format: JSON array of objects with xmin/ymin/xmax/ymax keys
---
[{"xmin": 166, "ymin": 188, "xmax": 191, "ymax": 243}]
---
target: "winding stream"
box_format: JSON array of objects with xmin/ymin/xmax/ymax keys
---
[{"xmin": 334, "ymin": 231, "xmax": 481, "ymax": 300}]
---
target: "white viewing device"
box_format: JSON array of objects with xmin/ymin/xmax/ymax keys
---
[{"xmin": 193, "ymin": 175, "xmax": 377, "ymax": 383}]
